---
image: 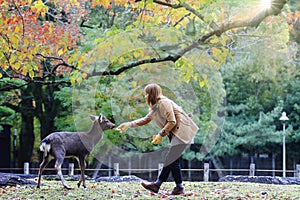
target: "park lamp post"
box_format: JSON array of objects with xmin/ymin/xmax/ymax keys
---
[{"xmin": 279, "ymin": 112, "xmax": 289, "ymax": 178}]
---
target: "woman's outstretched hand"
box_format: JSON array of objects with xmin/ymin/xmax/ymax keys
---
[
  {"xmin": 152, "ymin": 134, "xmax": 162, "ymax": 144},
  {"xmin": 116, "ymin": 122, "xmax": 131, "ymax": 133}
]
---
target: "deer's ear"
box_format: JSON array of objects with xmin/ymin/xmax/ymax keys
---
[
  {"xmin": 99, "ymin": 113, "xmax": 104, "ymax": 122},
  {"xmin": 90, "ymin": 115, "xmax": 97, "ymax": 121}
]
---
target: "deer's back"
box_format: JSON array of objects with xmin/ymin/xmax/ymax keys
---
[{"xmin": 42, "ymin": 132, "xmax": 90, "ymax": 158}]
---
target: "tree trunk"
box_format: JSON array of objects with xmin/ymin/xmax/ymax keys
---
[
  {"xmin": 18, "ymin": 84, "xmax": 34, "ymax": 167},
  {"xmin": 33, "ymin": 82, "xmax": 60, "ymax": 140},
  {"xmin": 17, "ymin": 81, "xmax": 61, "ymax": 167},
  {"xmin": 33, "ymin": 81, "xmax": 61, "ymax": 166}
]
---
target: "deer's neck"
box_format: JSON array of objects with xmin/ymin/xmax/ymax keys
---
[{"xmin": 85, "ymin": 124, "xmax": 103, "ymax": 145}]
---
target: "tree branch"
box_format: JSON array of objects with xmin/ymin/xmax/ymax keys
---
[
  {"xmin": 88, "ymin": 0, "xmax": 287, "ymax": 77},
  {"xmin": 35, "ymin": 53, "xmax": 84, "ymax": 75},
  {"xmin": 13, "ymin": 0, "xmax": 25, "ymax": 39},
  {"xmin": 88, "ymin": 54, "xmax": 179, "ymax": 76},
  {"xmin": 0, "ymin": 81, "xmax": 27, "ymax": 91}
]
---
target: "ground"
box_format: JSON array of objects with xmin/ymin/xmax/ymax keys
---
[{"xmin": 1, "ymin": 173, "xmax": 300, "ymax": 199}]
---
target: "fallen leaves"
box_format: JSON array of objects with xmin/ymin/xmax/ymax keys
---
[{"xmin": 1, "ymin": 181, "xmax": 300, "ymax": 199}]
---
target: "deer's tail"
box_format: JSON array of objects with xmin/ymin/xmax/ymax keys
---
[{"xmin": 40, "ymin": 138, "xmax": 51, "ymax": 157}]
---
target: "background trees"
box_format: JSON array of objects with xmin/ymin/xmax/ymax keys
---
[{"xmin": 0, "ymin": 0, "xmax": 299, "ymax": 174}]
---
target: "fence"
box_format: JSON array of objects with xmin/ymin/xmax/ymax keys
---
[{"xmin": 3, "ymin": 162, "xmax": 299, "ymax": 181}]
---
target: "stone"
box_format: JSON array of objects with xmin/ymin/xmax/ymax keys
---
[
  {"xmin": 219, "ymin": 175, "xmax": 300, "ymax": 185},
  {"xmin": 95, "ymin": 175, "xmax": 142, "ymax": 182},
  {"xmin": 0, "ymin": 173, "xmax": 37, "ymax": 186}
]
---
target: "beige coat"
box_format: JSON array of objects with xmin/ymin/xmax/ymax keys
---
[{"xmin": 132, "ymin": 97, "xmax": 199, "ymax": 144}]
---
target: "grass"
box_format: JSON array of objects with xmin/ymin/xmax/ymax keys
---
[{"xmin": 1, "ymin": 179, "xmax": 300, "ymax": 199}]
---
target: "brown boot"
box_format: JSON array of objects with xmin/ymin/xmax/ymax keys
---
[
  {"xmin": 171, "ymin": 187, "xmax": 185, "ymax": 195},
  {"xmin": 141, "ymin": 182, "xmax": 159, "ymax": 193}
]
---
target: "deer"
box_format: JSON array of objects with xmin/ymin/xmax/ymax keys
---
[{"xmin": 36, "ymin": 113, "xmax": 115, "ymax": 189}]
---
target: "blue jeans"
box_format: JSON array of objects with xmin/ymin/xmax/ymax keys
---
[{"xmin": 158, "ymin": 144, "xmax": 187, "ymax": 184}]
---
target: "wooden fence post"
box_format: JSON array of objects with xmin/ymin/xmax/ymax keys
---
[
  {"xmin": 296, "ymin": 164, "xmax": 300, "ymax": 178},
  {"xmin": 114, "ymin": 163, "xmax": 120, "ymax": 176},
  {"xmin": 128, "ymin": 158, "xmax": 131, "ymax": 176},
  {"xmin": 24, "ymin": 162, "xmax": 29, "ymax": 175},
  {"xmin": 203, "ymin": 163, "xmax": 209, "ymax": 182},
  {"xmin": 148, "ymin": 157, "xmax": 152, "ymax": 179},
  {"xmin": 158, "ymin": 163, "xmax": 164, "ymax": 177},
  {"xmin": 108, "ymin": 156, "xmax": 112, "ymax": 177},
  {"xmin": 249, "ymin": 163, "xmax": 255, "ymax": 176},
  {"xmin": 188, "ymin": 160, "xmax": 191, "ymax": 181},
  {"xmin": 69, "ymin": 163, "xmax": 74, "ymax": 176}
]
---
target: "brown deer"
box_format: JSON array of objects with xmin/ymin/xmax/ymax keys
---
[{"xmin": 37, "ymin": 114, "xmax": 115, "ymax": 189}]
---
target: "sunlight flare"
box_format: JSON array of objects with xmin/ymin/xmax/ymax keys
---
[{"xmin": 260, "ymin": 0, "xmax": 272, "ymax": 10}]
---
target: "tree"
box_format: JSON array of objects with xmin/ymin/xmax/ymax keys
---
[
  {"xmin": 0, "ymin": 0, "xmax": 293, "ymax": 166},
  {"xmin": 1, "ymin": 0, "xmax": 290, "ymax": 83},
  {"xmin": 214, "ymin": 12, "xmax": 299, "ymax": 164},
  {"xmin": 0, "ymin": 0, "xmax": 84, "ymax": 165}
]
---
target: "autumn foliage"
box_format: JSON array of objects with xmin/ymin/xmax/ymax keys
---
[
  {"xmin": 0, "ymin": 0, "xmax": 295, "ymax": 83},
  {"xmin": 0, "ymin": 0, "xmax": 85, "ymax": 80}
]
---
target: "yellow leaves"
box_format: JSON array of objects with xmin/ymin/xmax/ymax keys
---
[
  {"xmin": 58, "ymin": 46, "xmax": 69, "ymax": 57},
  {"xmin": 209, "ymin": 35, "xmax": 232, "ymax": 67},
  {"xmin": 84, "ymin": 67, "xmax": 89, "ymax": 73},
  {"xmin": 10, "ymin": 54, "xmax": 17, "ymax": 65},
  {"xmin": 77, "ymin": 77, "xmax": 83, "ymax": 84},
  {"xmin": 210, "ymin": 35, "xmax": 229, "ymax": 46},
  {"xmin": 129, "ymin": 113, "xmax": 136, "ymax": 120},
  {"xmin": 0, "ymin": 0, "xmax": 84, "ymax": 82},
  {"xmin": 70, "ymin": 76, "xmax": 76, "ymax": 85},
  {"xmin": 11, "ymin": 35, "xmax": 20, "ymax": 48},
  {"xmin": 91, "ymin": 0, "xmax": 111, "ymax": 9},
  {"xmin": 82, "ymin": 73, "xmax": 87, "ymax": 79},
  {"xmin": 199, "ymin": 74, "xmax": 208, "ymax": 88},
  {"xmin": 133, "ymin": 51, "xmax": 141, "ymax": 59},
  {"xmin": 31, "ymin": 0, "xmax": 48, "ymax": 18},
  {"xmin": 70, "ymin": 70, "xmax": 82, "ymax": 85},
  {"xmin": 81, "ymin": 66, "xmax": 89, "ymax": 79},
  {"xmin": 94, "ymin": 37, "xmax": 104, "ymax": 44},
  {"xmin": 14, "ymin": 62, "xmax": 21, "ymax": 71},
  {"xmin": 118, "ymin": 74, "xmax": 123, "ymax": 80},
  {"xmin": 212, "ymin": 47, "xmax": 221, "ymax": 57},
  {"xmin": 58, "ymin": 48, "xmax": 64, "ymax": 56},
  {"xmin": 210, "ymin": 37, "xmax": 219, "ymax": 44},
  {"xmin": 14, "ymin": 26, "xmax": 20, "ymax": 33},
  {"xmin": 174, "ymin": 57, "xmax": 209, "ymax": 89},
  {"xmin": 70, "ymin": 0, "xmax": 80, "ymax": 7},
  {"xmin": 118, "ymin": 56, "xmax": 125, "ymax": 65},
  {"xmin": 49, "ymin": 26, "xmax": 53, "ymax": 34},
  {"xmin": 70, "ymin": 68, "xmax": 89, "ymax": 85},
  {"xmin": 176, "ymin": 58, "xmax": 197, "ymax": 83},
  {"xmin": 132, "ymin": 81, "xmax": 137, "ymax": 88},
  {"xmin": 211, "ymin": 46, "xmax": 230, "ymax": 67},
  {"xmin": 199, "ymin": 80, "xmax": 205, "ymax": 88}
]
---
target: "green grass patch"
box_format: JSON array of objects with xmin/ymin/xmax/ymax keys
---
[{"xmin": 1, "ymin": 179, "xmax": 300, "ymax": 199}]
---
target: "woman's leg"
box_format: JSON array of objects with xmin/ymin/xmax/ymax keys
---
[
  {"xmin": 157, "ymin": 144, "xmax": 187, "ymax": 185},
  {"xmin": 141, "ymin": 143, "xmax": 187, "ymax": 194},
  {"xmin": 170, "ymin": 156, "xmax": 183, "ymax": 185}
]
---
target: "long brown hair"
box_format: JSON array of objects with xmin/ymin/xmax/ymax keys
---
[{"xmin": 144, "ymin": 83, "xmax": 163, "ymax": 107}]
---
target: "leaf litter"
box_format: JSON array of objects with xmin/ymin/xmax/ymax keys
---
[{"xmin": 1, "ymin": 180, "xmax": 300, "ymax": 199}]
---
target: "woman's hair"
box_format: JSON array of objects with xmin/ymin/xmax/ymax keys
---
[{"xmin": 144, "ymin": 83, "xmax": 163, "ymax": 107}]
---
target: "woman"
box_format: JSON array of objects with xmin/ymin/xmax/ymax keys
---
[{"xmin": 116, "ymin": 83, "xmax": 198, "ymax": 195}]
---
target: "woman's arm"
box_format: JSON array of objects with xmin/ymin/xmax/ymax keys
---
[
  {"xmin": 158, "ymin": 101, "xmax": 176, "ymax": 137},
  {"xmin": 131, "ymin": 111, "xmax": 152, "ymax": 127}
]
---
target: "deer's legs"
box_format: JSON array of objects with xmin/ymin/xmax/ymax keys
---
[
  {"xmin": 53, "ymin": 149, "xmax": 71, "ymax": 190},
  {"xmin": 77, "ymin": 156, "xmax": 86, "ymax": 188},
  {"xmin": 37, "ymin": 155, "xmax": 51, "ymax": 188},
  {"xmin": 55, "ymin": 157, "xmax": 71, "ymax": 189}
]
